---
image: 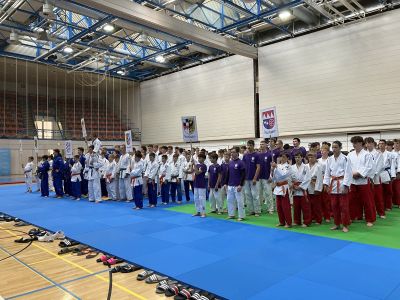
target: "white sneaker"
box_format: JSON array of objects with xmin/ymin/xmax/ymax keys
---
[
  {"xmin": 52, "ymin": 231, "xmax": 65, "ymax": 240},
  {"xmin": 38, "ymin": 232, "xmax": 54, "ymax": 242}
]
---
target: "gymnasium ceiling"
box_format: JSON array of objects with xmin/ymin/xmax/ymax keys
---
[{"xmin": 0, "ymin": 0, "xmax": 398, "ymax": 81}]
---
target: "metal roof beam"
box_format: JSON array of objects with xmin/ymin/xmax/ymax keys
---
[{"xmin": 75, "ymin": 0, "xmax": 258, "ymax": 58}]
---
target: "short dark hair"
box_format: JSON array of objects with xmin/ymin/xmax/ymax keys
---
[
  {"xmin": 168, "ymin": 146, "xmax": 173, "ymax": 150},
  {"xmin": 247, "ymin": 140, "xmax": 255, "ymax": 146},
  {"xmin": 148, "ymin": 144, "xmax": 153, "ymax": 148},
  {"xmin": 74, "ymin": 154, "xmax": 80, "ymax": 159},
  {"xmin": 322, "ymin": 141, "xmax": 331, "ymax": 147},
  {"xmin": 210, "ymin": 153, "xmax": 218, "ymax": 160},
  {"xmin": 78, "ymin": 147, "xmax": 84, "ymax": 152},
  {"xmin": 332, "ymin": 140, "xmax": 342, "ymax": 148},
  {"xmin": 173, "ymin": 154, "xmax": 179, "ymax": 158},
  {"xmin": 364, "ymin": 137, "xmax": 375, "ymax": 144},
  {"xmin": 89, "ymin": 145, "xmax": 94, "ymax": 150},
  {"xmin": 42, "ymin": 155, "xmax": 48, "ymax": 160},
  {"xmin": 53, "ymin": 149, "xmax": 60, "ymax": 154},
  {"xmin": 387, "ymin": 140, "xmax": 394, "ymax": 147},
  {"xmin": 29, "ymin": 156, "xmax": 34, "ymax": 160},
  {"xmin": 198, "ymin": 153, "xmax": 206, "ymax": 159},
  {"xmin": 310, "ymin": 142, "xmax": 319, "ymax": 148},
  {"xmin": 293, "ymin": 150, "xmax": 303, "ymax": 157},
  {"xmin": 350, "ymin": 136, "xmax": 364, "ymax": 144},
  {"xmin": 162, "ymin": 154, "xmax": 168, "ymax": 160},
  {"xmin": 280, "ymin": 151, "xmax": 290, "ymax": 158},
  {"xmin": 231, "ymin": 146, "xmax": 240, "ymax": 153},
  {"xmin": 293, "ymin": 137, "xmax": 300, "ymax": 143},
  {"xmin": 149, "ymin": 153, "xmax": 155, "ymax": 158},
  {"xmin": 135, "ymin": 151, "xmax": 143, "ymax": 158},
  {"xmin": 379, "ymin": 139, "xmax": 387, "ymax": 145}
]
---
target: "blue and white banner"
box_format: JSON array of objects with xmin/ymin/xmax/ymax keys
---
[
  {"xmin": 181, "ymin": 116, "xmax": 198, "ymax": 143},
  {"xmin": 261, "ymin": 107, "xmax": 279, "ymax": 138},
  {"xmin": 124, "ymin": 130, "xmax": 133, "ymax": 153},
  {"xmin": 65, "ymin": 140, "xmax": 73, "ymax": 158}
]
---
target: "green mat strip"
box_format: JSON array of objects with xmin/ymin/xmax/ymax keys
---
[{"xmin": 167, "ymin": 203, "xmax": 400, "ymax": 249}]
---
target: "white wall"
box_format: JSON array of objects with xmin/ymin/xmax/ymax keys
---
[
  {"xmin": 140, "ymin": 55, "xmax": 255, "ymax": 144},
  {"xmin": 258, "ymin": 9, "xmax": 400, "ymax": 138}
]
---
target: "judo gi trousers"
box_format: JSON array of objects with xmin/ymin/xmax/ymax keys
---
[
  {"xmin": 321, "ymin": 190, "xmax": 332, "ymax": 221},
  {"xmin": 330, "ymin": 193, "xmax": 350, "ymax": 227},
  {"xmin": 170, "ymin": 182, "xmax": 182, "ymax": 202},
  {"xmin": 106, "ymin": 180, "xmax": 117, "ymax": 200},
  {"xmin": 53, "ymin": 174, "xmax": 64, "ymax": 197},
  {"xmin": 134, "ymin": 185, "xmax": 143, "ymax": 208},
  {"xmin": 148, "ymin": 181, "xmax": 158, "ymax": 206},
  {"xmin": 392, "ymin": 179, "xmax": 400, "ymax": 206},
  {"xmin": 161, "ymin": 182, "xmax": 170, "ymax": 204},
  {"xmin": 309, "ymin": 193, "xmax": 322, "ymax": 224},
  {"xmin": 382, "ymin": 182, "xmax": 393, "ymax": 210},
  {"xmin": 184, "ymin": 180, "xmax": 194, "ymax": 201},
  {"xmin": 71, "ymin": 181, "xmax": 81, "ymax": 198},
  {"xmin": 194, "ymin": 187, "xmax": 206, "ymax": 214},
  {"xmin": 349, "ymin": 184, "xmax": 376, "ymax": 223},
  {"xmin": 244, "ymin": 180, "xmax": 261, "ymax": 214},
  {"xmin": 119, "ymin": 177, "xmax": 133, "ymax": 201},
  {"xmin": 209, "ymin": 188, "xmax": 223, "ymax": 212},
  {"xmin": 41, "ymin": 175, "xmax": 49, "ymax": 197},
  {"xmin": 373, "ymin": 184, "xmax": 385, "ymax": 216},
  {"xmin": 276, "ymin": 194, "xmax": 292, "ymax": 226},
  {"xmin": 259, "ymin": 179, "xmax": 274, "ymax": 212},
  {"xmin": 88, "ymin": 178, "xmax": 101, "ymax": 202},
  {"xmin": 25, "ymin": 175, "xmax": 32, "ymax": 191},
  {"xmin": 227, "ymin": 186, "xmax": 245, "ymax": 219},
  {"xmin": 293, "ymin": 195, "xmax": 312, "ymax": 226}
]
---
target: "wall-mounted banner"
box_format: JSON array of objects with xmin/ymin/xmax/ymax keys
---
[
  {"xmin": 261, "ymin": 107, "xmax": 279, "ymax": 138},
  {"xmin": 181, "ymin": 116, "xmax": 198, "ymax": 142},
  {"xmin": 33, "ymin": 136, "xmax": 38, "ymax": 154},
  {"xmin": 65, "ymin": 140, "xmax": 73, "ymax": 158},
  {"xmin": 81, "ymin": 118, "xmax": 87, "ymax": 138},
  {"xmin": 125, "ymin": 130, "xmax": 133, "ymax": 153}
]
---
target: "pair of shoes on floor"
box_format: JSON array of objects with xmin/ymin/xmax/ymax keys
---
[
  {"xmin": 111, "ymin": 263, "xmax": 141, "ymax": 273},
  {"xmin": 38, "ymin": 230, "xmax": 65, "ymax": 242},
  {"xmin": 96, "ymin": 255, "xmax": 124, "ymax": 266},
  {"xmin": 59, "ymin": 238, "xmax": 79, "ymax": 247}
]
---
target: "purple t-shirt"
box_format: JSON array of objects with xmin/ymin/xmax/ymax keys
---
[
  {"xmin": 220, "ymin": 162, "xmax": 229, "ymax": 186},
  {"xmin": 194, "ymin": 163, "xmax": 207, "ymax": 189},
  {"xmin": 258, "ymin": 151, "xmax": 272, "ymax": 180},
  {"xmin": 316, "ymin": 151, "xmax": 322, "ymax": 159},
  {"xmin": 272, "ymin": 148, "xmax": 281, "ymax": 163},
  {"xmin": 208, "ymin": 164, "xmax": 221, "ymax": 188},
  {"xmin": 228, "ymin": 159, "xmax": 245, "ymax": 186},
  {"xmin": 243, "ymin": 152, "xmax": 260, "ymax": 180},
  {"xmin": 291, "ymin": 146, "xmax": 307, "ymax": 164}
]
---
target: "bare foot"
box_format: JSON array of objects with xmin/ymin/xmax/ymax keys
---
[
  {"xmin": 380, "ymin": 215, "xmax": 386, "ymax": 219},
  {"xmin": 201, "ymin": 214, "xmax": 206, "ymax": 218},
  {"xmin": 254, "ymin": 214, "xmax": 260, "ymax": 217},
  {"xmin": 276, "ymin": 223, "xmax": 284, "ymax": 227},
  {"xmin": 342, "ymin": 227, "xmax": 349, "ymax": 233},
  {"xmin": 330, "ymin": 226, "xmax": 339, "ymax": 230},
  {"xmin": 284, "ymin": 224, "xmax": 292, "ymax": 228},
  {"xmin": 325, "ymin": 219, "xmax": 331, "ymax": 223},
  {"xmin": 301, "ymin": 224, "xmax": 308, "ymax": 228},
  {"xmin": 366, "ymin": 222, "xmax": 374, "ymax": 227},
  {"xmin": 237, "ymin": 218, "xmax": 244, "ymax": 222}
]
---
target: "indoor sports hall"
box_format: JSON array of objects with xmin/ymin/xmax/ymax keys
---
[{"xmin": 0, "ymin": 0, "xmax": 400, "ymax": 299}]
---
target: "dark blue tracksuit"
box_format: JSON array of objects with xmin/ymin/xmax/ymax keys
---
[
  {"xmin": 80, "ymin": 155, "xmax": 88, "ymax": 195},
  {"xmin": 39, "ymin": 161, "xmax": 50, "ymax": 197},
  {"xmin": 52, "ymin": 156, "xmax": 64, "ymax": 197}
]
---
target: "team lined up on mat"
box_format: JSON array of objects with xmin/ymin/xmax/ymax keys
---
[{"xmin": 22, "ymin": 136, "xmax": 400, "ymax": 233}]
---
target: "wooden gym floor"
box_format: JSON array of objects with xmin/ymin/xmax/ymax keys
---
[{"xmin": 0, "ymin": 222, "xmax": 168, "ymax": 300}]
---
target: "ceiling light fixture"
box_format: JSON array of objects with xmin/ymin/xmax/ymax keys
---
[
  {"xmin": 278, "ymin": 10, "xmax": 292, "ymax": 21},
  {"xmin": 155, "ymin": 55, "xmax": 166, "ymax": 63},
  {"xmin": 63, "ymin": 46, "xmax": 74, "ymax": 54},
  {"xmin": 103, "ymin": 24, "xmax": 115, "ymax": 32}
]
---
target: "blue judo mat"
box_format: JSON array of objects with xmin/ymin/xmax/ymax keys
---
[{"xmin": 1, "ymin": 185, "xmax": 400, "ymax": 300}]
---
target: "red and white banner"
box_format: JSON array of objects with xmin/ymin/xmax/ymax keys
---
[{"xmin": 260, "ymin": 107, "xmax": 279, "ymax": 138}]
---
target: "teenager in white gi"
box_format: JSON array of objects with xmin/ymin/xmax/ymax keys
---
[
  {"xmin": 86, "ymin": 145, "xmax": 104, "ymax": 203},
  {"xmin": 118, "ymin": 145, "xmax": 133, "ymax": 202},
  {"xmin": 23, "ymin": 156, "xmax": 34, "ymax": 193}
]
